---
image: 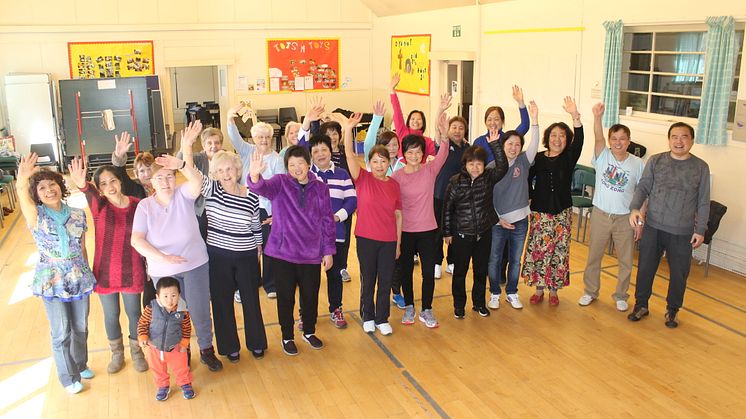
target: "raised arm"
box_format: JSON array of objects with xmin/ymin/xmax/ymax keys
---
[
  {"xmin": 389, "ymin": 73, "xmax": 408, "ymax": 136},
  {"xmin": 301, "ymin": 96, "xmax": 325, "ymax": 135},
  {"xmin": 512, "ymin": 85, "xmax": 530, "ymax": 135},
  {"xmin": 342, "ymin": 112, "xmax": 364, "ymax": 180},
  {"xmin": 179, "ymin": 120, "xmax": 201, "ymax": 169},
  {"xmin": 226, "ymin": 103, "xmax": 255, "ymax": 160},
  {"xmin": 68, "ymin": 156, "xmax": 105, "ymax": 215},
  {"xmin": 364, "ymin": 100, "xmax": 385, "ymax": 164},
  {"xmin": 429, "ymin": 112, "xmax": 451, "ymax": 172},
  {"xmin": 562, "ymin": 96, "xmax": 584, "ymax": 164},
  {"xmin": 592, "ymin": 102, "xmax": 606, "ymax": 158},
  {"xmin": 111, "ymin": 130, "xmax": 133, "ymax": 167},
  {"xmin": 15, "ymin": 153, "xmax": 40, "ymax": 228},
  {"xmin": 486, "ymin": 129, "xmax": 508, "ymax": 184},
  {"xmin": 526, "ymin": 100, "xmax": 541, "ymax": 163}
]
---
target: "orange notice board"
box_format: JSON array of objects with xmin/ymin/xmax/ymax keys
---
[
  {"xmin": 266, "ymin": 38, "xmax": 339, "ymax": 92},
  {"xmin": 68, "ymin": 41, "xmax": 154, "ymax": 79}
]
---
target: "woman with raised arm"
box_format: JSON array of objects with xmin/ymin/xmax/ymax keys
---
[
  {"xmin": 487, "ymin": 101, "xmax": 541, "ymax": 311},
  {"xmin": 226, "ymin": 103, "xmax": 286, "ymax": 298},
  {"xmin": 473, "ymin": 85, "xmax": 531, "ymax": 164},
  {"xmin": 344, "ymin": 111, "xmax": 402, "ymax": 335},
  {"xmin": 130, "ymin": 122, "xmax": 223, "ymax": 372},
  {"xmin": 390, "ymin": 73, "xmax": 447, "ymax": 161},
  {"xmin": 68, "ymin": 157, "xmax": 148, "ymax": 375},
  {"xmin": 182, "ymin": 135, "xmax": 267, "ymax": 362},
  {"xmin": 363, "ymin": 100, "xmax": 405, "ymax": 175},
  {"xmin": 522, "ymin": 97, "xmax": 584, "ymax": 306},
  {"xmin": 15, "ymin": 153, "xmax": 96, "ymax": 394},
  {"xmin": 392, "ymin": 108, "xmax": 450, "ymax": 329}
]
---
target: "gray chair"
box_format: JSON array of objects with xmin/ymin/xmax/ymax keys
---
[
  {"xmin": 30, "ymin": 143, "xmax": 58, "ymax": 170},
  {"xmin": 703, "ymin": 200, "xmax": 727, "ymax": 277}
]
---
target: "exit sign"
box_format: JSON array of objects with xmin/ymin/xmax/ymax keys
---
[{"xmin": 452, "ymin": 25, "xmax": 461, "ymax": 37}]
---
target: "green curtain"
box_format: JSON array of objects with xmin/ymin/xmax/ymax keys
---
[
  {"xmin": 601, "ymin": 20, "xmax": 623, "ymax": 127},
  {"xmin": 697, "ymin": 16, "xmax": 738, "ymax": 145}
]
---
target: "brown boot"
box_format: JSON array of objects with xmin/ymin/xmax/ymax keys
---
[
  {"xmin": 107, "ymin": 337, "xmax": 125, "ymax": 374},
  {"xmin": 129, "ymin": 338, "xmax": 149, "ymax": 372}
]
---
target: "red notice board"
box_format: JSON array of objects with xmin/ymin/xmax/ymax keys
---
[{"xmin": 266, "ymin": 38, "xmax": 340, "ymax": 92}]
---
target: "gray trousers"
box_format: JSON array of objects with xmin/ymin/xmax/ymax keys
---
[
  {"xmin": 43, "ymin": 295, "xmax": 90, "ymax": 387},
  {"xmin": 98, "ymin": 292, "xmax": 142, "ymax": 340}
]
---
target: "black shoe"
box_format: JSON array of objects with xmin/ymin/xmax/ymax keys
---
[
  {"xmin": 665, "ymin": 310, "xmax": 679, "ymax": 328},
  {"xmin": 282, "ymin": 340, "xmax": 298, "ymax": 356},
  {"xmin": 199, "ymin": 347, "xmax": 224, "ymax": 372},
  {"xmin": 472, "ymin": 306, "xmax": 490, "ymax": 317},
  {"xmin": 251, "ymin": 349, "xmax": 265, "ymax": 360},
  {"xmin": 627, "ymin": 306, "xmax": 650, "ymax": 322},
  {"xmin": 302, "ymin": 334, "xmax": 324, "ymax": 350},
  {"xmin": 454, "ymin": 308, "xmax": 465, "ymax": 319},
  {"xmin": 227, "ymin": 352, "xmax": 240, "ymax": 363}
]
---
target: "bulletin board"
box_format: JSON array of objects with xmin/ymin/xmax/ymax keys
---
[
  {"xmin": 390, "ymin": 34, "xmax": 431, "ymax": 96},
  {"xmin": 266, "ymin": 38, "xmax": 340, "ymax": 92},
  {"xmin": 68, "ymin": 41, "xmax": 155, "ymax": 79}
]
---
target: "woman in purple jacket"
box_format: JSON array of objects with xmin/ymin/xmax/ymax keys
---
[{"xmin": 247, "ymin": 146, "xmax": 336, "ymax": 356}]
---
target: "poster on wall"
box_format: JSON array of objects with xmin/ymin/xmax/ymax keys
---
[
  {"xmin": 68, "ymin": 41, "xmax": 155, "ymax": 79},
  {"xmin": 390, "ymin": 34, "xmax": 431, "ymax": 96},
  {"xmin": 266, "ymin": 38, "xmax": 340, "ymax": 92}
]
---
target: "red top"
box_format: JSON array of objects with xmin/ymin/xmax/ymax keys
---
[
  {"xmin": 390, "ymin": 92, "xmax": 437, "ymax": 161},
  {"xmin": 81, "ymin": 183, "xmax": 145, "ymax": 294},
  {"xmin": 354, "ymin": 170, "xmax": 402, "ymax": 242}
]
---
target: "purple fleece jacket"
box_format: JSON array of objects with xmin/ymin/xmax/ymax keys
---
[{"xmin": 247, "ymin": 171, "xmax": 336, "ymax": 264}]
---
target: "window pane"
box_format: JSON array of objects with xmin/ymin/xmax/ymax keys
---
[
  {"xmin": 654, "ymin": 54, "xmax": 705, "ymax": 75},
  {"xmin": 655, "ymin": 32, "xmax": 706, "ymax": 52},
  {"xmin": 623, "ymin": 73, "xmax": 650, "ymax": 91},
  {"xmin": 651, "ymin": 95, "xmax": 700, "ymax": 118},
  {"xmin": 625, "ymin": 33, "xmax": 652, "ymax": 51},
  {"xmin": 728, "ymin": 101, "xmax": 737, "ymax": 123},
  {"xmin": 652, "ymin": 75, "xmax": 703, "ymax": 96},
  {"xmin": 624, "ymin": 53, "xmax": 651, "ymax": 71},
  {"xmin": 620, "ymin": 92, "xmax": 648, "ymax": 112},
  {"xmin": 737, "ymin": 30, "xmax": 744, "ymax": 52}
]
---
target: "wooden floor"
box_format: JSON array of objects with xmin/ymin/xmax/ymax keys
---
[{"xmin": 1, "ymin": 190, "xmax": 745, "ymax": 418}]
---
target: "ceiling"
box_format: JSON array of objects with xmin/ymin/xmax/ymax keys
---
[{"xmin": 358, "ymin": 0, "xmax": 510, "ymax": 17}]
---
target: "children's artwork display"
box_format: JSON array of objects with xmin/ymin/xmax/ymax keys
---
[
  {"xmin": 68, "ymin": 41, "xmax": 155, "ymax": 79},
  {"xmin": 390, "ymin": 34, "xmax": 431, "ymax": 96},
  {"xmin": 266, "ymin": 39, "xmax": 340, "ymax": 92}
]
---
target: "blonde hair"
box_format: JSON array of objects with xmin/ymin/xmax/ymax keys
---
[
  {"xmin": 284, "ymin": 121, "xmax": 301, "ymax": 143},
  {"xmin": 251, "ymin": 121, "xmax": 274, "ymax": 139},
  {"xmin": 133, "ymin": 151, "xmax": 154, "ymax": 170},
  {"xmin": 200, "ymin": 128, "xmax": 224, "ymax": 145},
  {"xmin": 209, "ymin": 150, "xmax": 243, "ymax": 181}
]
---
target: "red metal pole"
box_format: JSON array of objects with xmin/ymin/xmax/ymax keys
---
[
  {"xmin": 129, "ymin": 89, "xmax": 140, "ymax": 154},
  {"xmin": 75, "ymin": 91, "xmax": 86, "ymax": 159}
]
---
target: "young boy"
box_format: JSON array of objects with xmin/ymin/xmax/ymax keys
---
[
  {"xmin": 308, "ymin": 134, "xmax": 357, "ymax": 328},
  {"xmin": 137, "ymin": 277, "xmax": 195, "ymax": 401}
]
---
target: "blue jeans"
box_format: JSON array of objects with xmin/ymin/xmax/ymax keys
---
[
  {"xmin": 488, "ymin": 217, "xmax": 529, "ymax": 295},
  {"xmin": 43, "ymin": 295, "xmax": 90, "ymax": 387}
]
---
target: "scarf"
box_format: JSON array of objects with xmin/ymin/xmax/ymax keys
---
[{"xmin": 42, "ymin": 204, "xmax": 72, "ymax": 258}]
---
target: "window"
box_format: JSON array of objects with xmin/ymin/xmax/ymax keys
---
[{"xmin": 620, "ymin": 28, "xmax": 744, "ymax": 122}]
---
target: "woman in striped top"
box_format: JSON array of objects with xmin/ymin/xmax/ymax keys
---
[{"xmin": 183, "ymin": 144, "xmax": 267, "ymax": 362}]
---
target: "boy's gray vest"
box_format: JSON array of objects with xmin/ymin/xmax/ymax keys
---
[{"xmin": 149, "ymin": 298, "xmax": 188, "ymax": 351}]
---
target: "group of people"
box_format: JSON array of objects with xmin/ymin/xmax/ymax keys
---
[{"xmin": 16, "ymin": 75, "xmax": 710, "ymax": 400}]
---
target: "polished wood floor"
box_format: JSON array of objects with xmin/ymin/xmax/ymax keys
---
[{"xmin": 1, "ymin": 189, "xmax": 745, "ymax": 418}]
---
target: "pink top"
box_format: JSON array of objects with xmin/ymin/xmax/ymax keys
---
[
  {"xmin": 390, "ymin": 92, "xmax": 436, "ymax": 160},
  {"xmin": 132, "ymin": 184, "xmax": 209, "ymax": 277},
  {"xmin": 354, "ymin": 170, "xmax": 402, "ymax": 242},
  {"xmin": 391, "ymin": 138, "xmax": 449, "ymax": 232}
]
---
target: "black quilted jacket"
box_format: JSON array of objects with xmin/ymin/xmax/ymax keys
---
[{"xmin": 442, "ymin": 140, "xmax": 508, "ymax": 237}]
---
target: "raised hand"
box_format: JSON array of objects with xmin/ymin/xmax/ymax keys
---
[
  {"xmin": 305, "ymin": 96, "xmax": 326, "ymax": 122},
  {"xmin": 439, "ymin": 93, "xmax": 453, "ymax": 113},
  {"xmin": 436, "ymin": 112, "xmax": 449, "ymax": 139},
  {"xmin": 373, "ymin": 100, "xmax": 385, "ymax": 117},
  {"xmin": 248, "ymin": 150, "xmax": 267, "ymax": 181},
  {"xmin": 592, "ymin": 102, "xmax": 605, "ymax": 118},
  {"xmin": 114, "ymin": 132, "xmax": 133, "ymax": 157},
  {"xmin": 512, "ymin": 85, "xmax": 525, "ymax": 107},
  {"xmin": 67, "ymin": 156, "xmax": 88, "ymax": 189},
  {"xmin": 181, "ymin": 120, "xmax": 203, "ymax": 148},
  {"xmin": 390, "ymin": 73, "xmax": 400, "ymax": 91},
  {"xmin": 562, "ymin": 96, "xmax": 580, "ymax": 118},
  {"xmin": 227, "ymin": 103, "xmax": 245, "ymax": 118},
  {"xmin": 344, "ymin": 112, "xmax": 363, "ymax": 131},
  {"xmin": 488, "ymin": 128, "xmax": 501, "ymax": 143},
  {"xmin": 528, "ymin": 100, "xmax": 539, "ymax": 122},
  {"xmin": 154, "ymin": 154, "xmax": 182, "ymax": 171},
  {"xmin": 17, "ymin": 153, "xmax": 39, "ymax": 182}
]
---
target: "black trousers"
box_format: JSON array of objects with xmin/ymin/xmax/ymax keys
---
[
  {"xmin": 397, "ymin": 229, "xmax": 437, "ymax": 309},
  {"xmin": 339, "ymin": 218, "xmax": 353, "ymax": 270},
  {"xmin": 357, "ymin": 236, "xmax": 396, "ymax": 324},
  {"xmin": 433, "ymin": 198, "xmax": 453, "ymax": 266},
  {"xmin": 451, "ymin": 233, "xmax": 492, "ymax": 310},
  {"xmin": 633, "ymin": 225, "xmax": 693, "ymax": 312},
  {"xmin": 141, "ymin": 276, "xmax": 156, "ymax": 309},
  {"xmin": 198, "ymin": 211, "xmax": 208, "ymax": 241},
  {"xmin": 272, "ymin": 257, "xmax": 321, "ymax": 341},
  {"xmin": 259, "ymin": 208, "xmax": 276, "ymax": 293},
  {"xmin": 208, "ymin": 246, "xmax": 267, "ymax": 354},
  {"xmin": 325, "ymin": 241, "xmax": 346, "ymax": 312}
]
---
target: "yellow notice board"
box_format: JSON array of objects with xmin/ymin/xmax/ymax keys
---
[
  {"xmin": 68, "ymin": 41, "xmax": 154, "ymax": 79},
  {"xmin": 390, "ymin": 34, "xmax": 431, "ymax": 96}
]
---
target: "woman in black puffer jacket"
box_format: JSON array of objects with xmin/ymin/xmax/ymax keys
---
[{"xmin": 442, "ymin": 138, "xmax": 508, "ymax": 319}]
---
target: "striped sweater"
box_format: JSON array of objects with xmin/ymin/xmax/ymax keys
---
[
  {"xmin": 311, "ymin": 163, "xmax": 357, "ymax": 242},
  {"xmin": 80, "ymin": 183, "xmax": 145, "ymax": 294},
  {"xmin": 200, "ymin": 175, "xmax": 263, "ymax": 252}
]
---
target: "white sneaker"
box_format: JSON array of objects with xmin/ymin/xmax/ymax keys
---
[
  {"xmin": 234, "ymin": 291, "xmax": 242, "ymax": 304},
  {"xmin": 616, "ymin": 300, "xmax": 629, "ymax": 312},
  {"xmin": 578, "ymin": 294, "xmax": 595, "ymax": 306},
  {"xmin": 376, "ymin": 322, "xmax": 393, "ymax": 335},
  {"xmin": 506, "ymin": 293, "xmax": 523, "ymax": 309},
  {"xmin": 445, "ymin": 264, "xmax": 454, "ymax": 274},
  {"xmin": 413, "ymin": 254, "xmax": 419, "ymax": 264},
  {"xmin": 266, "ymin": 291, "xmax": 277, "ymax": 299},
  {"xmin": 340, "ymin": 268, "xmax": 352, "ymax": 282},
  {"xmin": 434, "ymin": 265, "xmax": 442, "ymax": 279},
  {"xmin": 362, "ymin": 320, "xmax": 375, "ymax": 333},
  {"xmin": 488, "ymin": 294, "xmax": 500, "ymax": 310}
]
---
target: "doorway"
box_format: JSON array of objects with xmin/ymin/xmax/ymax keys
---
[{"xmin": 444, "ymin": 60, "xmax": 475, "ymax": 138}]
